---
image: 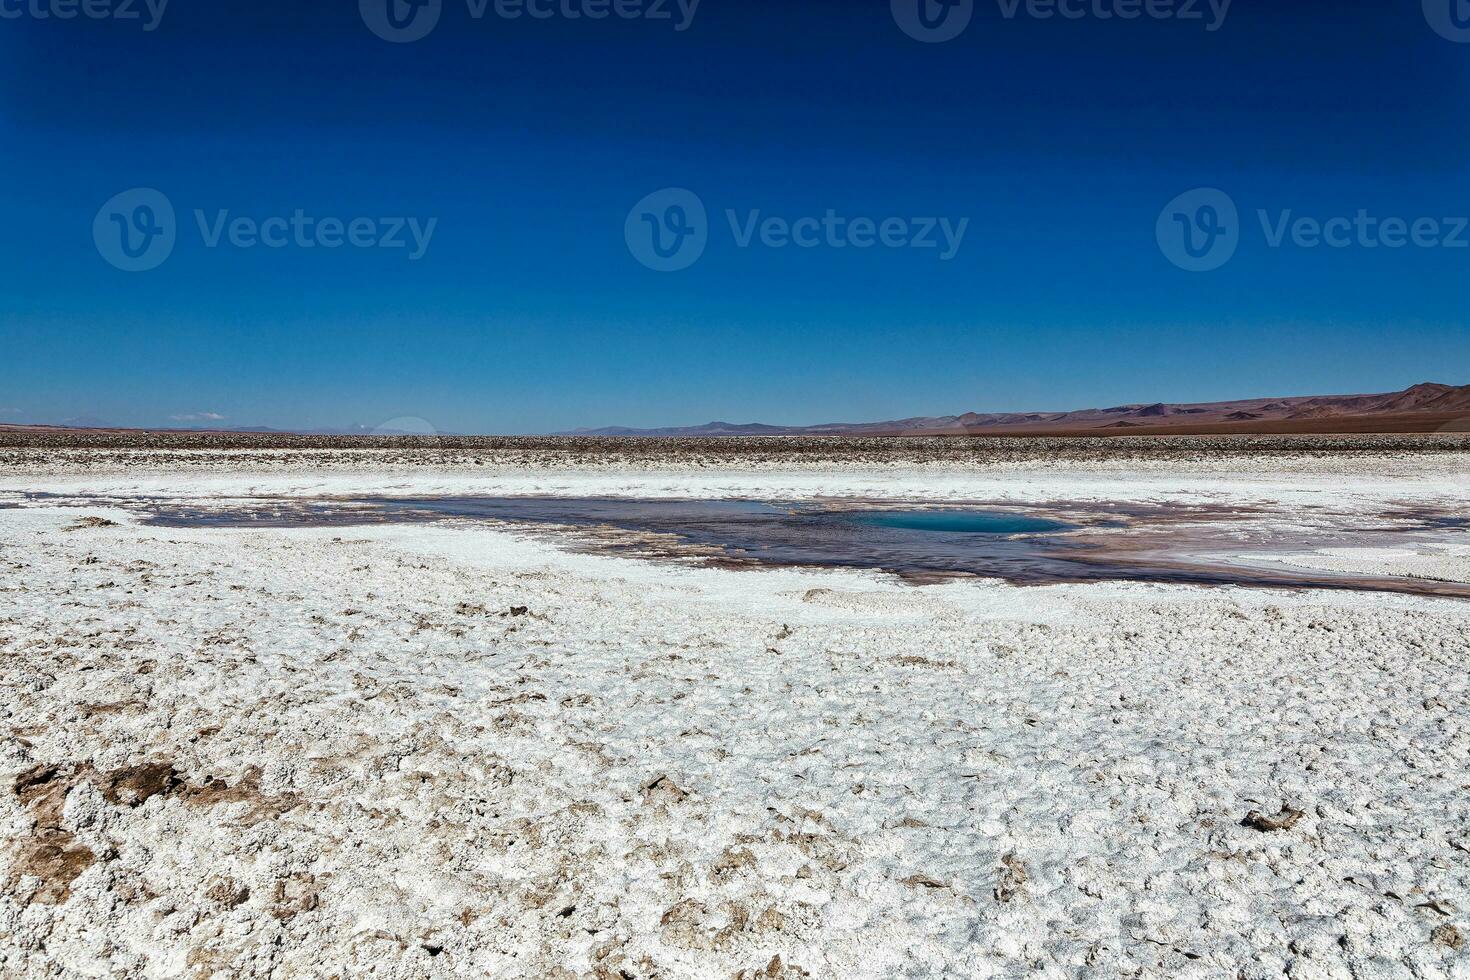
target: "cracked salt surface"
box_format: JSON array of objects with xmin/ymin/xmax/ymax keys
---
[{"xmin": 1, "ymin": 451, "xmax": 1468, "ymax": 977}]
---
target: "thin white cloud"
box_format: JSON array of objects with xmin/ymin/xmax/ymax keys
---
[{"xmin": 170, "ymin": 412, "xmax": 226, "ymax": 422}]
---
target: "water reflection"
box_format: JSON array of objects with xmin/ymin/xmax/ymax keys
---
[{"xmin": 129, "ymin": 495, "xmax": 1470, "ymax": 599}]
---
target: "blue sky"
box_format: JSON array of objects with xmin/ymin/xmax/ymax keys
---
[{"xmin": 2, "ymin": 0, "xmax": 1469, "ymax": 433}]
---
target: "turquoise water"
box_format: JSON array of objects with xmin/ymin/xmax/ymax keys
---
[
  {"xmin": 128, "ymin": 495, "xmax": 1470, "ymax": 597},
  {"xmin": 848, "ymin": 511, "xmax": 1071, "ymax": 535}
]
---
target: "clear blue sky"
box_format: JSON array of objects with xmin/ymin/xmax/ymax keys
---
[{"xmin": 3, "ymin": 0, "xmax": 1468, "ymax": 433}]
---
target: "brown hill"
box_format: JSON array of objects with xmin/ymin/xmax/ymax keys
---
[{"xmin": 562, "ymin": 382, "xmax": 1470, "ymax": 437}]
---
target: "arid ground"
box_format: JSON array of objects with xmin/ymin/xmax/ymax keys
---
[{"xmin": 2, "ymin": 437, "xmax": 1468, "ymax": 978}]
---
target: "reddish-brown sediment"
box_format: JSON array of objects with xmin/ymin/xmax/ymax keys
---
[{"xmin": 7, "ymin": 762, "xmax": 300, "ymax": 906}]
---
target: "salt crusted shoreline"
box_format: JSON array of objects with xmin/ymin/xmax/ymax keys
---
[{"xmin": 1, "ymin": 449, "xmax": 1468, "ymax": 978}]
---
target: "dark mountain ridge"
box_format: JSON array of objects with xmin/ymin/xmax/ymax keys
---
[{"xmin": 559, "ymin": 383, "xmax": 1470, "ymax": 437}]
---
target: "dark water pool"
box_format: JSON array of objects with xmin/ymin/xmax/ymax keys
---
[
  {"xmin": 848, "ymin": 511, "xmax": 1071, "ymax": 535},
  {"xmin": 128, "ymin": 495, "xmax": 1470, "ymax": 598}
]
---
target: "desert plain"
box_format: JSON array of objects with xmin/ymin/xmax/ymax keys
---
[{"xmin": 1, "ymin": 435, "xmax": 1468, "ymax": 978}]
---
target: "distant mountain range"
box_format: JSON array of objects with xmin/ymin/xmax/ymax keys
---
[
  {"xmin": 558, "ymin": 382, "xmax": 1470, "ymax": 437},
  {"xmin": 9, "ymin": 383, "xmax": 1467, "ymax": 440},
  {"xmin": 40, "ymin": 420, "xmax": 453, "ymax": 437}
]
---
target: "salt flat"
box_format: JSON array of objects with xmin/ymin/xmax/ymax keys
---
[{"xmin": 1, "ymin": 443, "xmax": 1468, "ymax": 978}]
